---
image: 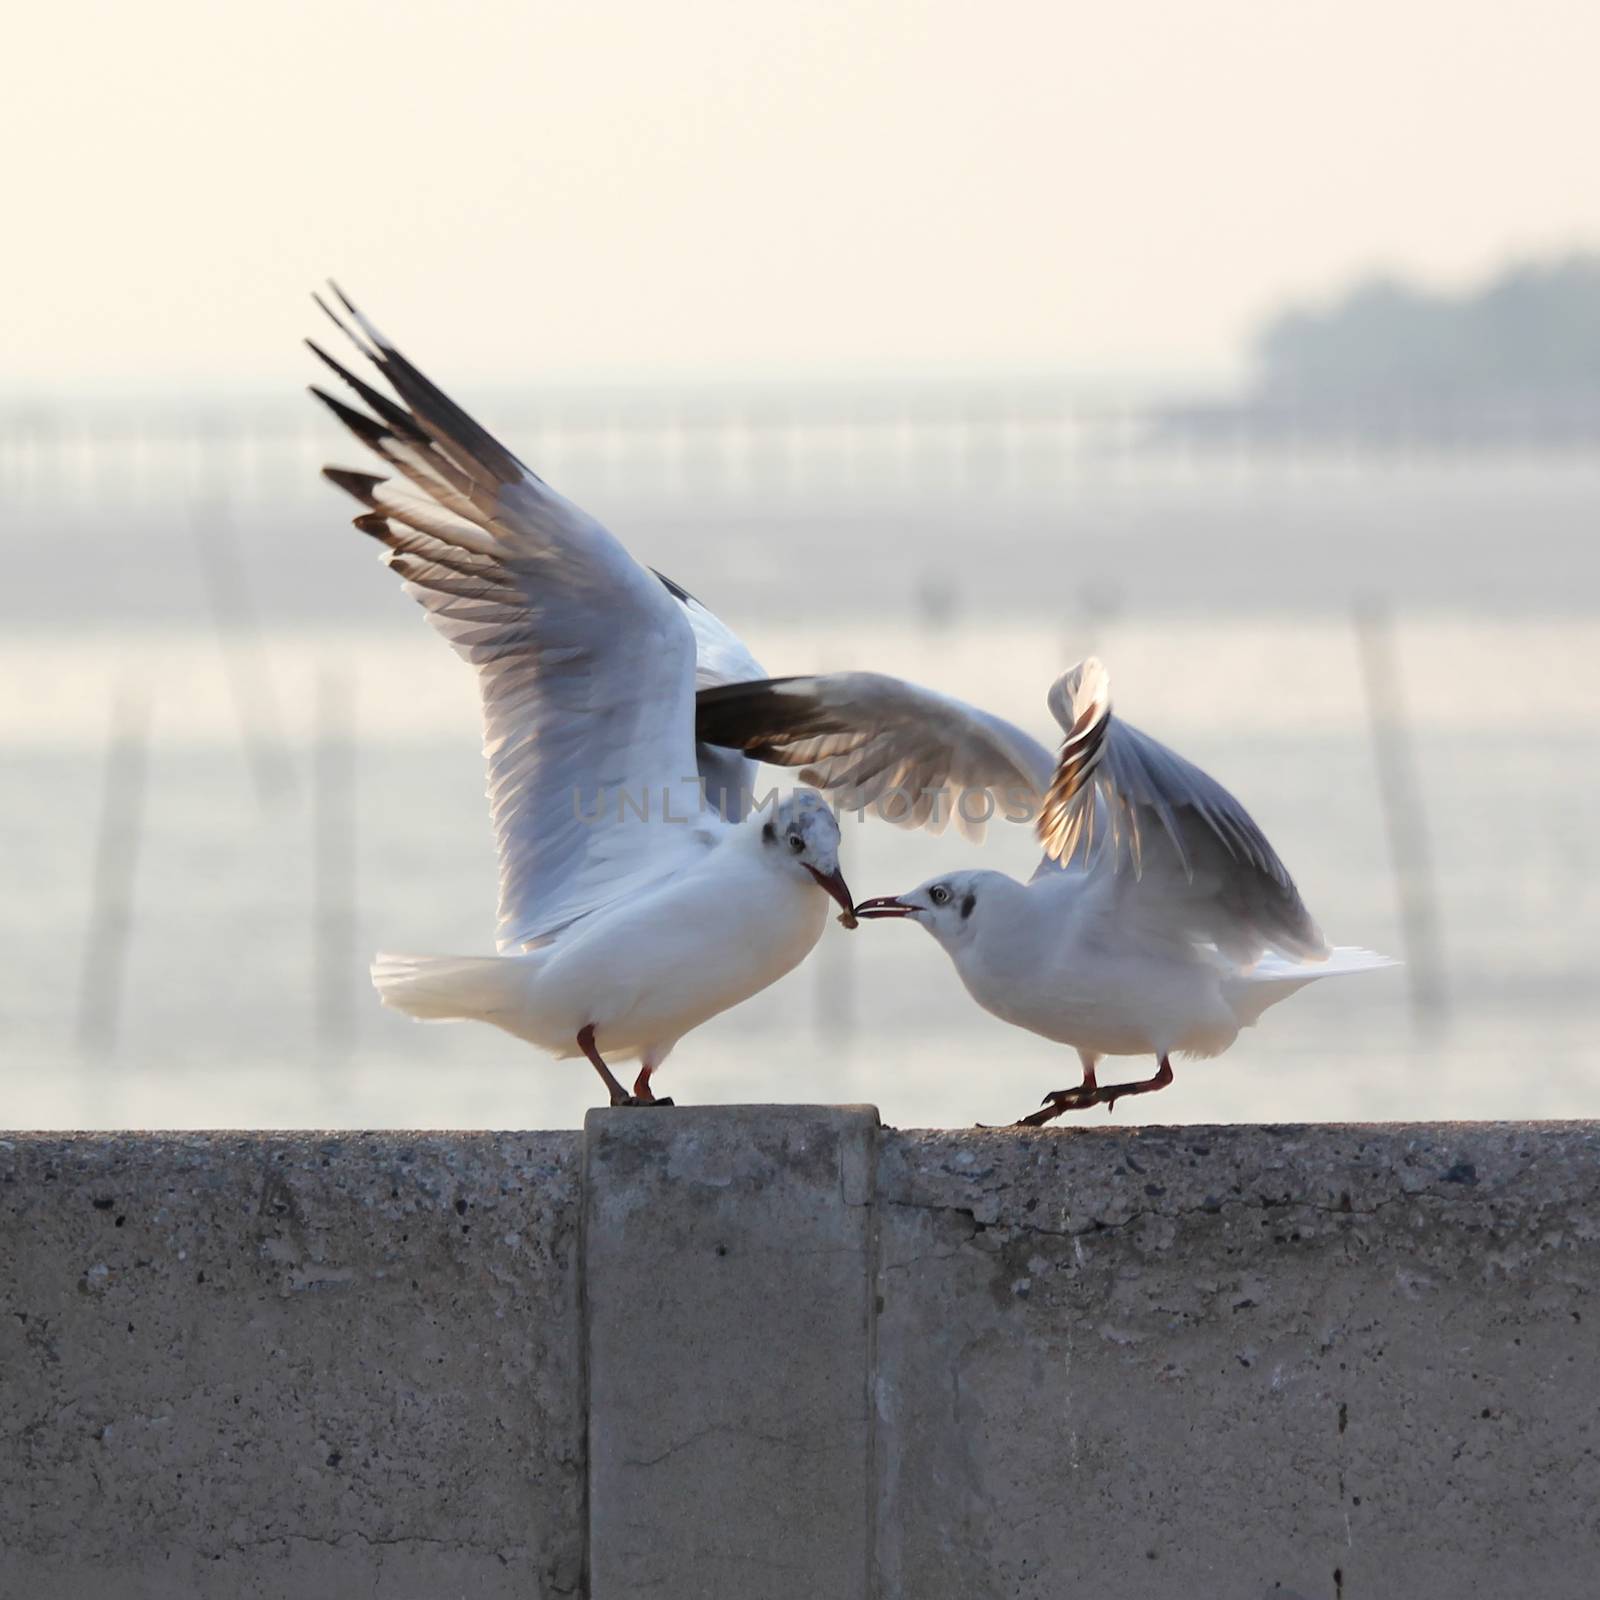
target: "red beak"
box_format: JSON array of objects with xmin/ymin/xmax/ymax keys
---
[
  {"xmin": 805, "ymin": 864, "xmax": 860, "ymax": 928},
  {"xmin": 852, "ymin": 894, "xmax": 920, "ymax": 920}
]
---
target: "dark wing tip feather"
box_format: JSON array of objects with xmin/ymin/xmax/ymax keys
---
[
  {"xmin": 326, "ymin": 280, "xmax": 375, "ymax": 339},
  {"xmin": 352, "ymin": 511, "xmax": 398, "ymax": 545},
  {"xmin": 308, "ymin": 384, "xmax": 391, "ymax": 449},
  {"xmin": 652, "ymin": 567, "xmax": 707, "ymax": 608},
  {"xmin": 306, "ymin": 337, "xmax": 429, "ymax": 442},
  {"xmin": 379, "ymin": 349, "xmax": 525, "ymax": 486},
  {"xmin": 309, "ymin": 284, "xmax": 537, "ymax": 490},
  {"xmin": 313, "ymin": 287, "xmax": 381, "ymax": 361},
  {"xmin": 322, "ymin": 466, "xmax": 387, "ymax": 506},
  {"xmin": 694, "ymin": 677, "xmax": 819, "ymax": 754}
]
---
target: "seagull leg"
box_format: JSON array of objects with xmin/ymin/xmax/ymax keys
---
[
  {"xmin": 1011, "ymin": 1051, "xmax": 1099, "ymax": 1126},
  {"xmin": 630, "ymin": 1063, "xmax": 675, "ymax": 1109},
  {"xmin": 577, "ymin": 1027, "xmax": 676, "ymax": 1109},
  {"xmin": 1097, "ymin": 1055, "xmax": 1175, "ymax": 1114},
  {"xmin": 1015, "ymin": 1054, "xmax": 1173, "ymax": 1126},
  {"xmin": 578, "ymin": 1025, "xmax": 635, "ymax": 1108}
]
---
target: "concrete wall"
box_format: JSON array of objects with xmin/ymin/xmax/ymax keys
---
[
  {"xmin": 5, "ymin": 1116, "xmax": 1598, "ymax": 1598},
  {"xmin": 1, "ymin": 1133, "xmax": 584, "ymax": 1598}
]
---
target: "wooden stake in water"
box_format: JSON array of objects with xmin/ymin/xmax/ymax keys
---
[
  {"xmin": 1353, "ymin": 595, "xmax": 1448, "ymax": 1025},
  {"xmin": 313, "ymin": 666, "xmax": 358, "ymax": 1066},
  {"xmin": 191, "ymin": 497, "xmax": 294, "ymax": 808},
  {"xmin": 77, "ymin": 680, "xmax": 151, "ymax": 1061}
]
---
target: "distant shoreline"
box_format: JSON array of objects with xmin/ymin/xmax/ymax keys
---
[{"xmin": 1154, "ymin": 393, "xmax": 1600, "ymax": 450}]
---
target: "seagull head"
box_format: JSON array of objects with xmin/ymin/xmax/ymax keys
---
[
  {"xmin": 853, "ymin": 871, "xmax": 989, "ymax": 950},
  {"xmin": 763, "ymin": 794, "xmax": 857, "ymax": 927}
]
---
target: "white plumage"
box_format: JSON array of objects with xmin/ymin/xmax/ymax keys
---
[
  {"xmin": 308, "ymin": 288, "xmax": 856, "ymax": 1106},
  {"xmin": 699, "ymin": 657, "xmax": 1396, "ymax": 1121}
]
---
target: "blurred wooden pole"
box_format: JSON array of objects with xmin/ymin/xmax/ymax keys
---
[
  {"xmin": 77, "ymin": 679, "xmax": 151, "ymax": 1060},
  {"xmin": 1353, "ymin": 595, "xmax": 1448, "ymax": 1026},
  {"xmin": 313, "ymin": 666, "xmax": 357, "ymax": 1067},
  {"xmin": 191, "ymin": 496, "xmax": 294, "ymax": 809}
]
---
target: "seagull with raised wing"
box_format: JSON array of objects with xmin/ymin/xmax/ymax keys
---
[
  {"xmin": 697, "ymin": 659, "xmax": 1395, "ymax": 1123},
  {"xmin": 307, "ymin": 289, "xmax": 857, "ymax": 1108}
]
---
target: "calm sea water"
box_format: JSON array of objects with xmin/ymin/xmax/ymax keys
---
[{"xmin": 3, "ymin": 414, "xmax": 1596, "ymax": 1128}]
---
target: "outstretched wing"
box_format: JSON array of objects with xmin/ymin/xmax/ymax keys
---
[
  {"xmin": 308, "ymin": 287, "xmax": 707, "ymax": 951},
  {"xmin": 652, "ymin": 568, "xmax": 765, "ymax": 692},
  {"xmin": 1037, "ymin": 658, "xmax": 1326, "ymax": 962},
  {"xmin": 694, "ymin": 673, "xmax": 1055, "ymax": 839},
  {"xmin": 652, "ymin": 568, "xmax": 765, "ymax": 821}
]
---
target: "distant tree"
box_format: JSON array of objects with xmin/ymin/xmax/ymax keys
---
[{"xmin": 1253, "ymin": 253, "xmax": 1600, "ymax": 401}]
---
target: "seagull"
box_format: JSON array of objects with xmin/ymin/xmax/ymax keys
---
[
  {"xmin": 306, "ymin": 288, "xmax": 857, "ymax": 1108},
  {"xmin": 696, "ymin": 658, "xmax": 1395, "ymax": 1123}
]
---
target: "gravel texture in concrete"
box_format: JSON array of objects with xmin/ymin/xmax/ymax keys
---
[
  {"xmin": 584, "ymin": 1104, "xmax": 878, "ymax": 1600},
  {"xmin": 874, "ymin": 1121, "xmax": 1600, "ymax": 1600},
  {"xmin": 0, "ymin": 1131, "xmax": 584, "ymax": 1599},
  {"xmin": 5, "ymin": 1118, "xmax": 1598, "ymax": 1599}
]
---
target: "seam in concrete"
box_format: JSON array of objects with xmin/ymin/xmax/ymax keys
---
[
  {"xmin": 862, "ymin": 1113, "xmax": 882, "ymax": 1600},
  {"xmin": 576, "ymin": 1118, "xmax": 596, "ymax": 1600},
  {"xmin": 581, "ymin": 1105, "xmax": 884, "ymax": 1599},
  {"xmin": 9, "ymin": 1121, "xmax": 1600, "ymax": 1599}
]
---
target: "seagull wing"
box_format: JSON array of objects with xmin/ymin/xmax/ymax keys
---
[
  {"xmin": 694, "ymin": 673, "xmax": 1056, "ymax": 839},
  {"xmin": 1037, "ymin": 658, "xmax": 1326, "ymax": 963},
  {"xmin": 309, "ymin": 288, "xmax": 707, "ymax": 951},
  {"xmin": 652, "ymin": 568, "xmax": 766, "ymax": 821},
  {"xmin": 652, "ymin": 568, "xmax": 766, "ymax": 692}
]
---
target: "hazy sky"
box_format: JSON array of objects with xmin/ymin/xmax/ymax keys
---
[{"xmin": 7, "ymin": 0, "xmax": 1598, "ymax": 393}]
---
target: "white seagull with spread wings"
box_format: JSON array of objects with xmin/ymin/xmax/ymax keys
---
[
  {"xmin": 308, "ymin": 289, "xmax": 856, "ymax": 1108},
  {"xmin": 697, "ymin": 660, "xmax": 1395, "ymax": 1123}
]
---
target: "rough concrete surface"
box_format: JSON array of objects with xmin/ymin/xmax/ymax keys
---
[
  {"xmin": 874, "ymin": 1121, "xmax": 1600, "ymax": 1600},
  {"xmin": 0, "ymin": 1132, "xmax": 584, "ymax": 1600},
  {"xmin": 5, "ymin": 1118, "xmax": 1599, "ymax": 1599},
  {"xmin": 583, "ymin": 1105, "xmax": 878, "ymax": 1600}
]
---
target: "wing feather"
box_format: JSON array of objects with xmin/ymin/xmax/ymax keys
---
[
  {"xmin": 309, "ymin": 290, "xmax": 707, "ymax": 950},
  {"xmin": 1038, "ymin": 658, "xmax": 1326, "ymax": 962},
  {"xmin": 695, "ymin": 673, "xmax": 1054, "ymax": 841},
  {"xmin": 647, "ymin": 571, "xmax": 765, "ymax": 819}
]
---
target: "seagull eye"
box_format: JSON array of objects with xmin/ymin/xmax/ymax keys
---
[
  {"xmin": 788, "ymin": 833, "xmax": 805, "ymax": 854},
  {"xmin": 930, "ymin": 884, "xmax": 950, "ymax": 905}
]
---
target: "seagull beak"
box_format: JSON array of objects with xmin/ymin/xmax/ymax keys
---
[
  {"xmin": 805, "ymin": 864, "xmax": 860, "ymax": 929},
  {"xmin": 851, "ymin": 894, "xmax": 920, "ymax": 920}
]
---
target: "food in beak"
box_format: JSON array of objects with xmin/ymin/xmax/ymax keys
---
[
  {"xmin": 805, "ymin": 865, "xmax": 859, "ymax": 928},
  {"xmin": 851, "ymin": 895, "xmax": 920, "ymax": 920}
]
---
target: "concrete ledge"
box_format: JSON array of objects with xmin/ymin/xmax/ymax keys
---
[
  {"xmin": 4, "ymin": 1119, "xmax": 1598, "ymax": 1598},
  {"xmin": 874, "ymin": 1121, "xmax": 1600, "ymax": 1599},
  {"xmin": 0, "ymin": 1133, "xmax": 584, "ymax": 1599},
  {"xmin": 584, "ymin": 1106, "xmax": 878, "ymax": 1599}
]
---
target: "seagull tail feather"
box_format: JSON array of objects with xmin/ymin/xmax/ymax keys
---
[
  {"xmin": 371, "ymin": 951, "xmax": 533, "ymax": 1024},
  {"xmin": 1223, "ymin": 945, "xmax": 1399, "ymax": 1029}
]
